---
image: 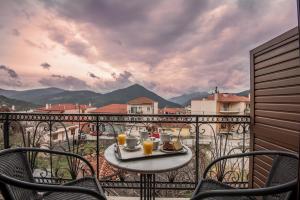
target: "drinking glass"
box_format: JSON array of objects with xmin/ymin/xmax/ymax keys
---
[
  {"xmin": 118, "ymin": 133, "xmax": 126, "ymax": 145},
  {"xmin": 143, "ymin": 140, "xmax": 153, "ymax": 155}
]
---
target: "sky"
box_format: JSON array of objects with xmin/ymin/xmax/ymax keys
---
[{"xmin": 0, "ymin": 0, "xmax": 297, "ymax": 98}]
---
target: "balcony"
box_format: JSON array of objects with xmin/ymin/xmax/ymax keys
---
[{"xmin": 0, "ymin": 112, "xmax": 250, "ymax": 199}]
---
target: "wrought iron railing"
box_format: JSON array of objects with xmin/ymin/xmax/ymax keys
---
[{"xmin": 0, "ymin": 112, "xmax": 250, "ymax": 198}]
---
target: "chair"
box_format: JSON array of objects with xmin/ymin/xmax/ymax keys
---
[
  {"xmin": 0, "ymin": 147, "xmax": 106, "ymax": 200},
  {"xmin": 191, "ymin": 151, "xmax": 298, "ymax": 200}
]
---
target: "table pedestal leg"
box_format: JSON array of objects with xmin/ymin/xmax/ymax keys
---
[{"xmin": 140, "ymin": 173, "xmax": 155, "ymax": 200}]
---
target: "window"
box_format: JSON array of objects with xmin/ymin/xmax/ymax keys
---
[
  {"xmin": 223, "ymin": 103, "xmax": 229, "ymax": 111},
  {"xmin": 131, "ymin": 107, "xmax": 137, "ymax": 113},
  {"xmin": 147, "ymin": 107, "xmax": 150, "ymax": 111}
]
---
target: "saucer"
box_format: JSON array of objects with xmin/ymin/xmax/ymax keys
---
[{"xmin": 123, "ymin": 145, "xmax": 141, "ymax": 152}]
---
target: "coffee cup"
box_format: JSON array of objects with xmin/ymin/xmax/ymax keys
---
[
  {"xmin": 139, "ymin": 131, "xmax": 149, "ymax": 141},
  {"xmin": 126, "ymin": 136, "xmax": 140, "ymax": 149},
  {"xmin": 160, "ymin": 133, "xmax": 172, "ymax": 143}
]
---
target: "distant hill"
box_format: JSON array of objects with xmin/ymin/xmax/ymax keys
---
[
  {"xmin": 0, "ymin": 84, "xmax": 179, "ymax": 108},
  {"xmin": 0, "ymin": 88, "xmax": 19, "ymax": 97},
  {"xmin": 0, "ymin": 95, "xmax": 38, "ymax": 111},
  {"xmin": 95, "ymin": 84, "xmax": 179, "ymax": 108},
  {"xmin": 169, "ymin": 92, "xmax": 210, "ymax": 106},
  {"xmin": 236, "ymin": 90, "xmax": 250, "ymax": 97}
]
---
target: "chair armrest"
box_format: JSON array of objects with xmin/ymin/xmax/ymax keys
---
[
  {"xmin": 203, "ymin": 150, "xmax": 298, "ymax": 179},
  {"xmin": 191, "ymin": 179, "xmax": 297, "ymax": 199},
  {"xmin": 0, "ymin": 173, "xmax": 106, "ymax": 200},
  {"xmin": 1, "ymin": 147, "xmax": 96, "ymax": 176}
]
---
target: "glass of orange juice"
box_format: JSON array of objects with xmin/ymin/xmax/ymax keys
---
[
  {"xmin": 143, "ymin": 140, "xmax": 153, "ymax": 155},
  {"xmin": 118, "ymin": 133, "xmax": 126, "ymax": 145}
]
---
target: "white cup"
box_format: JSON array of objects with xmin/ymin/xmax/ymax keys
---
[
  {"xmin": 160, "ymin": 133, "xmax": 172, "ymax": 143},
  {"xmin": 126, "ymin": 136, "xmax": 140, "ymax": 149}
]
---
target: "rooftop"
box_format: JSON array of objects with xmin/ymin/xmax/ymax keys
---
[
  {"xmin": 90, "ymin": 104, "xmax": 127, "ymax": 114},
  {"xmin": 127, "ymin": 97, "xmax": 155, "ymax": 105}
]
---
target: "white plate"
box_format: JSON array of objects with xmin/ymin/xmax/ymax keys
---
[{"xmin": 159, "ymin": 146, "xmax": 185, "ymax": 153}]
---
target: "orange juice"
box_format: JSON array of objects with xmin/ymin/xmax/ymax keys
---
[
  {"xmin": 118, "ymin": 134, "xmax": 126, "ymax": 145},
  {"xmin": 143, "ymin": 140, "xmax": 153, "ymax": 155}
]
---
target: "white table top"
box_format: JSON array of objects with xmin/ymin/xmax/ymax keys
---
[{"xmin": 104, "ymin": 144, "xmax": 193, "ymax": 174}]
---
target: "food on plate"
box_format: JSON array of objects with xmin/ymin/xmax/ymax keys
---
[{"xmin": 162, "ymin": 139, "xmax": 183, "ymax": 151}]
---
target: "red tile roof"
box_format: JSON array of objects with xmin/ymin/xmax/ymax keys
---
[
  {"xmin": 127, "ymin": 97, "xmax": 155, "ymax": 105},
  {"xmin": 84, "ymin": 154, "xmax": 118, "ymax": 179},
  {"xmin": 90, "ymin": 104, "xmax": 127, "ymax": 114},
  {"xmin": 36, "ymin": 103, "xmax": 92, "ymax": 113}
]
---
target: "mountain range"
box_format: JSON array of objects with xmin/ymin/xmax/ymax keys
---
[
  {"xmin": 0, "ymin": 95, "xmax": 37, "ymax": 111},
  {"xmin": 0, "ymin": 84, "xmax": 250, "ymax": 111},
  {"xmin": 0, "ymin": 84, "xmax": 179, "ymax": 110}
]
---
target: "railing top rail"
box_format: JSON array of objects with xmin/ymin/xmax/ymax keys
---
[{"xmin": 0, "ymin": 112, "xmax": 250, "ymax": 123}]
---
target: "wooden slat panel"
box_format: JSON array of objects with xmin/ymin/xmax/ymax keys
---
[
  {"xmin": 255, "ymin": 85, "xmax": 300, "ymax": 96},
  {"xmin": 255, "ymin": 137, "xmax": 295, "ymax": 153},
  {"xmin": 254, "ymin": 156, "xmax": 272, "ymax": 171},
  {"xmin": 255, "ymin": 40, "xmax": 299, "ymax": 63},
  {"xmin": 255, "ymin": 116, "xmax": 299, "ymax": 131},
  {"xmin": 254, "ymin": 124, "xmax": 299, "ymax": 151},
  {"xmin": 255, "ymin": 76, "xmax": 300, "ymax": 89},
  {"xmin": 253, "ymin": 175, "xmax": 265, "ymax": 188},
  {"xmin": 256, "ymin": 110, "xmax": 300, "ymax": 122},
  {"xmin": 255, "ymin": 103, "xmax": 300, "ymax": 113},
  {"xmin": 255, "ymin": 95, "xmax": 300, "ymax": 103},
  {"xmin": 255, "ymin": 35, "xmax": 299, "ymax": 57},
  {"xmin": 255, "ymin": 58, "xmax": 299, "ymax": 77},
  {"xmin": 255, "ymin": 49, "xmax": 299, "ymax": 70},
  {"xmin": 253, "ymin": 169, "xmax": 267, "ymax": 184},
  {"xmin": 251, "ymin": 27, "xmax": 299, "ymax": 191},
  {"xmin": 252, "ymin": 27, "xmax": 298, "ymax": 55},
  {"xmin": 255, "ymin": 67, "xmax": 300, "ymax": 83}
]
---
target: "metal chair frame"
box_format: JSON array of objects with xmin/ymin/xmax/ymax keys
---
[
  {"xmin": 191, "ymin": 150, "xmax": 299, "ymax": 200},
  {"xmin": 0, "ymin": 147, "xmax": 106, "ymax": 200}
]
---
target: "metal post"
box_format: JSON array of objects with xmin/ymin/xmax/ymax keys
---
[
  {"xmin": 297, "ymin": 0, "xmax": 300, "ymax": 198},
  {"xmin": 195, "ymin": 116, "xmax": 199, "ymax": 185},
  {"xmin": 3, "ymin": 113, "xmax": 10, "ymax": 149},
  {"xmin": 96, "ymin": 116, "xmax": 100, "ymax": 179}
]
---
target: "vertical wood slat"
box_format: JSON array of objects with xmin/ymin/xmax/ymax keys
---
[{"xmin": 250, "ymin": 26, "xmax": 300, "ymax": 192}]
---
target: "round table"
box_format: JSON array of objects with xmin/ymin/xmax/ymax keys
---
[{"xmin": 104, "ymin": 144, "xmax": 193, "ymax": 200}]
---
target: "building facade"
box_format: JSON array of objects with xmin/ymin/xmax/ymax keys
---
[{"xmin": 127, "ymin": 97, "xmax": 158, "ymax": 114}]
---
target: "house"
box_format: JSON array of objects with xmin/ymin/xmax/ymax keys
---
[
  {"xmin": 191, "ymin": 92, "xmax": 250, "ymax": 137},
  {"xmin": 35, "ymin": 103, "xmax": 95, "ymax": 114},
  {"xmin": 191, "ymin": 92, "xmax": 250, "ymax": 115},
  {"xmin": 127, "ymin": 97, "xmax": 158, "ymax": 114}
]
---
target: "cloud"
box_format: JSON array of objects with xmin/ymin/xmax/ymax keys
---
[
  {"xmin": 11, "ymin": 28, "xmax": 20, "ymax": 36},
  {"xmin": 40, "ymin": 62, "xmax": 51, "ymax": 69},
  {"xmin": 0, "ymin": 65, "xmax": 19, "ymax": 78},
  {"xmin": 0, "ymin": 0, "xmax": 296, "ymax": 96},
  {"xmin": 39, "ymin": 74, "xmax": 90, "ymax": 90},
  {"xmin": 88, "ymin": 72, "xmax": 100, "ymax": 79},
  {"xmin": 39, "ymin": 0, "xmax": 296, "ymax": 97},
  {"xmin": 94, "ymin": 70, "xmax": 133, "ymax": 92},
  {"xmin": 0, "ymin": 65, "xmax": 22, "ymax": 87},
  {"xmin": 24, "ymin": 39, "xmax": 49, "ymax": 50},
  {"xmin": 45, "ymin": 24, "xmax": 98, "ymax": 62}
]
